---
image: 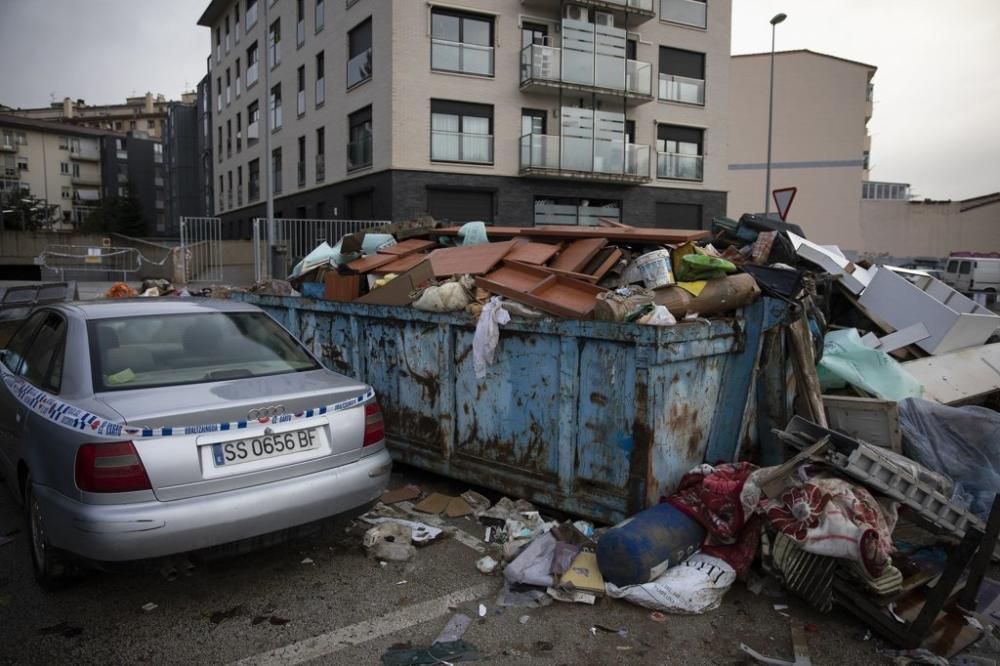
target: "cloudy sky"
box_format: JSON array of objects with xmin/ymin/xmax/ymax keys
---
[{"xmin": 1, "ymin": 0, "xmax": 997, "ymax": 200}]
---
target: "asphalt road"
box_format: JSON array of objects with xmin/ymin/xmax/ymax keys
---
[{"xmin": 0, "ymin": 466, "xmax": 932, "ymax": 665}]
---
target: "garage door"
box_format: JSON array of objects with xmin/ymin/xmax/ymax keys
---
[
  {"xmin": 656, "ymin": 202, "xmax": 703, "ymax": 230},
  {"xmin": 427, "ymin": 188, "xmax": 494, "ymax": 224}
]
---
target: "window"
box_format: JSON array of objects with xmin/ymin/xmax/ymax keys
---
[
  {"xmin": 115, "ymin": 137, "xmax": 127, "ymax": 159},
  {"xmin": 431, "ymin": 9, "xmax": 494, "ymax": 77},
  {"xmin": 1, "ymin": 129, "xmax": 12, "ymax": 149},
  {"xmin": 227, "ymin": 170, "xmax": 234, "ymax": 208},
  {"xmin": 863, "ymin": 150, "xmax": 870, "ymax": 170},
  {"xmin": 248, "ymin": 158, "xmax": 260, "ymax": 201},
  {"xmin": 521, "ymin": 108, "xmax": 546, "ymax": 136},
  {"xmin": 347, "ymin": 105, "xmax": 372, "ymax": 171},
  {"xmin": 659, "ymin": 47, "xmax": 705, "ymax": 105},
  {"xmin": 237, "ymin": 165, "xmax": 243, "ymax": 205},
  {"xmin": 58, "ymin": 136, "xmax": 69, "ymax": 150},
  {"xmin": 431, "ymin": 100, "xmax": 493, "ymax": 164},
  {"xmin": 215, "ymin": 26, "xmax": 222, "ymax": 62},
  {"xmin": 1, "ymin": 313, "xmax": 46, "ymax": 375},
  {"xmin": 153, "ymin": 143, "xmax": 163, "ymax": 163},
  {"xmin": 316, "ymin": 126, "xmax": 325, "ymax": 182},
  {"xmin": 656, "ymin": 202, "xmax": 702, "ymax": 231},
  {"xmin": 272, "ymin": 147, "xmax": 282, "ymax": 194},
  {"xmin": 15, "ymin": 131, "xmax": 26, "ymax": 145},
  {"xmin": 219, "ymin": 175, "xmax": 225, "ymax": 210},
  {"xmin": 297, "ymin": 135, "xmax": 306, "ymax": 187},
  {"xmin": 60, "ymin": 162, "xmax": 70, "ymax": 175},
  {"xmin": 270, "ymin": 84, "xmax": 282, "ymax": 129},
  {"xmin": 236, "ymin": 112, "xmax": 242, "ymax": 151},
  {"xmin": 248, "ymin": 100, "xmax": 260, "ymax": 142},
  {"xmin": 656, "ymin": 124, "xmax": 703, "ymax": 181},
  {"xmin": 216, "ymin": 76, "xmax": 222, "ymax": 111},
  {"xmin": 661, "ymin": 0, "xmax": 707, "ymax": 29},
  {"xmin": 19, "ymin": 313, "xmax": 67, "ymax": 393},
  {"xmin": 268, "ymin": 19, "xmax": 281, "ymax": 67},
  {"xmin": 225, "ymin": 15, "xmax": 231, "ymax": 52},
  {"xmin": 315, "ymin": 51, "xmax": 325, "ymax": 106},
  {"xmin": 114, "ymin": 121, "xmax": 122, "ymax": 130},
  {"xmin": 147, "ymin": 119, "xmax": 155, "ymax": 129},
  {"xmin": 235, "ymin": 58, "xmax": 242, "ymax": 97},
  {"xmin": 217, "ymin": 125, "xmax": 223, "ymax": 161},
  {"xmin": 297, "ymin": 66, "xmax": 306, "ymax": 116},
  {"xmin": 226, "ymin": 119, "xmax": 233, "ymax": 156},
  {"xmin": 347, "ymin": 18, "xmax": 372, "ymax": 88},
  {"xmin": 246, "ymin": 0, "xmax": 258, "ymax": 30},
  {"xmin": 247, "ymin": 42, "xmax": 260, "ymax": 86},
  {"xmin": 315, "ymin": 0, "xmax": 324, "ymax": 32},
  {"xmin": 71, "ymin": 163, "xmax": 81, "ymax": 177},
  {"xmin": 61, "ymin": 186, "xmax": 71, "ymax": 199},
  {"xmin": 296, "ymin": 0, "xmax": 305, "ymax": 47},
  {"xmin": 226, "ymin": 68, "xmax": 232, "ymax": 105},
  {"xmin": 960, "ymin": 261, "xmax": 973, "ymax": 275},
  {"xmin": 16, "ymin": 156, "xmax": 28, "ymax": 171},
  {"xmin": 534, "ymin": 197, "xmax": 620, "ymax": 226},
  {"xmin": 234, "ymin": 2, "xmax": 241, "ymax": 43},
  {"xmin": 521, "ymin": 22, "xmax": 547, "ymax": 48}
]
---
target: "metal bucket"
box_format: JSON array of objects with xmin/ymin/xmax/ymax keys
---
[{"xmin": 635, "ymin": 249, "xmax": 675, "ymax": 289}]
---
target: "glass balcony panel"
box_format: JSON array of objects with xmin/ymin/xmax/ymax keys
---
[
  {"xmin": 347, "ymin": 48, "xmax": 372, "ymax": 87},
  {"xmin": 660, "ymin": 0, "xmax": 707, "ymax": 28},
  {"xmin": 657, "ymin": 152, "xmax": 703, "ymax": 180},
  {"xmin": 658, "ymin": 73, "xmax": 705, "ymax": 105}
]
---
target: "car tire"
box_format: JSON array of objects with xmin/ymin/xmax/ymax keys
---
[{"xmin": 24, "ymin": 476, "xmax": 68, "ymax": 590}]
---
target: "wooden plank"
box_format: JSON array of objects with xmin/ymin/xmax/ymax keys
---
[
  {"xmin": 346, "ymin": 254, "xmax": 396, "ymax": 274},
  {"xmin": 550, "ymin": 238, "xmax": 607, "ymax": 273},
  {"xmin": 374, "ymin": 253, "xmax": 430, "ymax": 274},
  {"xmin": 431, "ymin": 226, "xmax": 710, "ymax": 244},
  {"xmin": 377, "ymin": 238, "xmax": 437, "ymax": 256},
  {"xmin": 477, "ymin": 261, "xmax": 551, "ymax": 292},
  {"xmin": 581, "ymin": 247, "xmax": 623, "ymax": 282},
  {"xmin": 597, "ymin": 217, "xmax": 633, "ymax": 229},
  {"xmin": 505, "ymin": 241, "xmax": 562, "ymax": 265},
  {"xmin": 475, "ymin": 267, "xmax": 605, "ymax": 319},
  {"xmin": 427, "ymin": 240, "xmax": 517, "ymax": 277}
]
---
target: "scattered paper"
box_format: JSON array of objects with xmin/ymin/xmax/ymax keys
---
[
  {"xmin": 362, "ymin": 517, "xmax": 443, "ymax": 544},
  {"xmin": 141, "ymin": 603, "xmax": 158, "ymax": 612},
  {"xmin": 433, "ymin": 613, "xmax": 472, "ymax": 645},
  {"xmin": 478, "ymin": 604, "xmax": 487, "ymax": 618},
  {"xmin": 301, "ymin": 558, "xmax": 314, "ymax": 565}
]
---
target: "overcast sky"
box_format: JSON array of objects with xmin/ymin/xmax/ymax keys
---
[{"xmin": 1, "ymin": 0, "xmax": 997, "ymax": 200}]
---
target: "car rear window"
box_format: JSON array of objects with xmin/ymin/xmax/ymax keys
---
[{"xmin": 88, "ymin": 312, "xmax": 321, "ymax": 391}]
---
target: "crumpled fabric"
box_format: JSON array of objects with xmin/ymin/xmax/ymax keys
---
[
  {"xmin": 473, "ymin": 297, "xmax": 510, "ymax": 378},
  {"xmin": 666, "ymin": 462, "xmax": 760, "ymax": 577},
  {"xmin": 817, "ymin": 328, "xmax": 923, "ymax": 401},
  {"xmin": 413, "ymin": 279, "xmax": 473, "ymax": 312},
  {"xmin": 752, "ymin": 473, "xmax": 897, "ymax": 577},
  {"xmin": 899, "ymin": 397, "xmax": 1000, "ymax": 520},
  {"xmin": 605, "ymin": 553, "xmax": 736, "ymax": 615}
]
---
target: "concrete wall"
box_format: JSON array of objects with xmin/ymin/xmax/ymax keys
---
[
  {"xmin": 859, "ymin": 198, "xmax": 1000, "ymax": 257},
  {"xmin": 0, "ymin": 231, "xmax": 108, "ymax": 264},
  {"xmin": 727, "ymin": 52, "xmax": 873, "ymax": 249}
]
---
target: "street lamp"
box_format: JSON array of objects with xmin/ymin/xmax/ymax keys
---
[{"xmin": 764, "ymin": 12, "xmax": 787, "ymax": 220}]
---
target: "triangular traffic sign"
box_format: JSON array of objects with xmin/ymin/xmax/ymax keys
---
[{"xmin": 772, "ymin": 187, "xmax": 797, "ymax": 222}]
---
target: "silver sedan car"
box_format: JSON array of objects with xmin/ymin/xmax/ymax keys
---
[{"xmin": 0, "ymin": 298, "xmax": 391, "ymax": 588}]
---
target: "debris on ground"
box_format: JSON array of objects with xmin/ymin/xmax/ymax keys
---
[
  {"xmin": 363, "ymin": 522, "xmax": 416, "ymax": 562},
  {"xmin": 380, "ymin": 640, "xmax": 480, "ymax": 666},
  {"xmin": 141, "ymin": 603, "xmax": 158, "ymax": 613},
  {"xmin": 433, "ymin": 614, "xmax": 472, "ymax": 644}
]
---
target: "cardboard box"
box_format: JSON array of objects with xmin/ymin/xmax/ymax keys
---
[
  {"xmin": 323, "ymin": 272, "xmax": 361, "ymax": 302},
  {"xmin": 355, "ymin": 259, "xmax": 434, "ymax": 306}
]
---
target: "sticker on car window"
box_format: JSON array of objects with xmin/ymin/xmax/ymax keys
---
[{"xmin": 106, "ymin": 368, "xmax": 136, "ymax": 385}]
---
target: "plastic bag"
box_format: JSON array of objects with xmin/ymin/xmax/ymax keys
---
[
  {"xmin": 899, "ymin": 398, "xmax": 1000, "ymax": 519},
  {"xmin": 413, "ymin": 281, "xmax": 473, "ymax": 312},
  {"xmin": 638, "ymin": 305, "xmax": 676, "ymax": 327},
  {"xmin": 679, "ymin": 254, "xmax": 737, "ymax": 281},
  {"xmin": 473, "ymin": 297, "xmax": 510, "ymax": 378},
  {"xmin": 817, "ymin": 328, "xmax": 923, "ymax": 401},
  {"xmin": 457, "ymin": 221, "xmax": 489, "ymax": 246},
  {"xmin": 504, "ymin": 531, "xmax": 558, "ymax": 588},
  {"xmin": 605, "ymin": 553, "xmax": 736, "ymax": 615}
]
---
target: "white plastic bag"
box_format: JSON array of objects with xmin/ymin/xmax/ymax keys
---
[
  {"xmin": 605, "ymin": 553, "xmax": 736, "ymax": 614},
  {"xmin": 638, "ymin": 305, "xmax": 677, "ymax": 327},
  {"xmin": 413, "ymin": 281, "xmax": 473, "ymax": 312},
  {"xmin": 473, "ymin": 297, "xmax": 510, "ymax": 378}
]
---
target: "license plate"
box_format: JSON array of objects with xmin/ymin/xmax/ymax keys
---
[{"xmin": 211, "ymin": 429, "xmax": 319, "ymax": 467}]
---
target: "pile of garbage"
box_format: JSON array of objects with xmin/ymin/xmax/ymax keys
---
[{"xmin": 103, "ymin": 278, "xmax": 194, "ymax": 299}]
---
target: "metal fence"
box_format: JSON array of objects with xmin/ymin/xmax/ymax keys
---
[
  {"xmin": 37, "ymin": 245, "xmax": 143, "ymax": 282},
  {"xmin": 179, "ymin": 216, "xmax": 224, "ymax": 283},
  {"xmin": 252, "ymin": 217, "xmax": 389, "ymax": 281}
]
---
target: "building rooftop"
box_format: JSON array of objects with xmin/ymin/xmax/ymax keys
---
[
  {"xmin": 0, "ymin": 113, "xmax": 116, "ymax": 138},
  {"xmin": 197, "ymin": 0, "xmax": 229, "ymax": 27},
  {"xmin": 731, "ymin": 49, "xmax": 878, "ymax": 72}
]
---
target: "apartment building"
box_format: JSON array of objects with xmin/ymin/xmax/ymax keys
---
[
  {"xmin": 163, "ymin": 96, "xmax": 212, "ymax": 236},
  {"xmin": 0, "ymin": 114, "xmax": 104, "ymax": 227},
  {"xmin": 5, "ymin": 93, "xmax": 178, "ymax": 140},
  {"xmin": 100, "ymin": 134, "xmax": 167, "ymax": 233},
  {"xmin": 727, "ymin": 50, "xmax": 876, "ymax": 249},
  {"xmin": 199, "ymin": 0, "xmax": 730, "ymax": 233}
]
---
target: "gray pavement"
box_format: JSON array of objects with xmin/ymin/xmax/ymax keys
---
[{"xmin": 0, "ymin": 465, "xmax": 901, "ymax": 666}]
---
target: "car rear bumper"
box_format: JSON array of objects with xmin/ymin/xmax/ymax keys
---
[{"xmin": 35, "ymin": 449, "xmax": 392, "ymax": 562}]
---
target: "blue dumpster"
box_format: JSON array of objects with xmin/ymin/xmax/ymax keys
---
[{"xmin": 234, "ymin": 293, "xmax": 789, "ymax": 523}]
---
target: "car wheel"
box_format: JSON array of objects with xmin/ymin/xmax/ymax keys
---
[{"xmin": 24, "ymin": 477, "xmax": 67, "ymax": 590}]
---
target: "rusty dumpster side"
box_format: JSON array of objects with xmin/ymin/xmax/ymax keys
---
[{"xmin": 235, "ymin": 294, "xmax": 789, "ymax": 524}]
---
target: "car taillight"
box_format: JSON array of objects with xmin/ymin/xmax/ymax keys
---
[
  {"xmin": 363, "ymin": 402, "xmax": 385, "ymax": 447},
  {"xmin": 75, "ymin": 441, "xmax": 152, "ymax": 493}
]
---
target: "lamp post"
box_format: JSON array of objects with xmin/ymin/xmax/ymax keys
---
[{"xmin": 764, "ymin": 12, "xmax": 787, "ymax": 220}]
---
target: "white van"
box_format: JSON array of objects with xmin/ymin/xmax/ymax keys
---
[{"xmin": 944, "ymin": 257, "xmax": 1000, "ymax": 293}]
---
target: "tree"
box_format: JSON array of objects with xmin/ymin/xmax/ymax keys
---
[
  {"xmin": 82, "ymin": 184, "xmax": 146, "ymax": 236},
  {"xmin": 0, "ymin": 188, "xmax": 53, "ymax": 231}
]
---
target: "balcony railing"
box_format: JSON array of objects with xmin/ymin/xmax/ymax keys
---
[
  {"xmin": 0, "ymin": 141, "xmax": 15, "ymax": 152},
  {"xmin": 520, "ymin": 133, "xmax": 650, "ymax": 180},
  {"xmin": 69, "ymin": 146, "xmax": 101, "ymax": 161},
  {"xmin": 296, "ymin": 20, "xmax": 305, "ymax": 46},
  {"xmin": 246, "ymin": 3, "xmax": 257, "ymax": 30},
  {"xmin": 247, "ymin": 121, "xmax": 260, "ymax": 141},
  {"xmin": 297, "ymin": 90, "xmax": 305, "ymax": 116},
  {"xmin": 432, "ymin": 39, "xmax": 494, "ymax": 77},
  {"xmin": 347, "ymin": 48, "xmax": 372, "ymax": 88},
  {"xmin": 71, "ymin": 175, "xmax": 102, "ymax": 186},
  {"xmin": 431, "ymin": 130, "xmax": 494, "ymax": 164},
  {"xmin": 347, "ymin": 137, "xmax": 372, "ymax": 170},
  {"xmin": 316, "ymin": 154, "xmax": 325, "ymax": 182},
  {"xmin": 658, "ymin": 73, "xmax": 705, "ymax": 105},
  {"xmin": 226, "ymin": 86, "xmax": 232, "ymax": 105},
  {"xmin": 657, "ymin": 152, "xmax": 703, "ymax": 181},
  {"xmin": 660, "ymin": 0, "xmax": 707, "ymax": 28},
  {"xmin": 315, "ymin": 78, "xmax": 325, "ymax": 106},
  {"xmin": 116, "ymin": 149, "xmax": 127, "ymax": 160},
  {"xmin": 247, "ymin": 62, "xmax": 259, "ymax": 86},
  {"xmin": 520, "ymin": 44, "xmax": 652, "ymax": 97}
]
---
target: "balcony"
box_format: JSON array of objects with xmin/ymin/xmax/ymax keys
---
[
  {"xmin": 247, "ymin": 62, "xmax": 259, "ymax": 87},
  {"xmin": 247, "ymin": 121, "xmax": 260, "ymax": 142},
  {"xmin": 297, "ymin": 90, "xmax": 305, "ymax": 116},
  {"xmin": 0, "ymin": 141, "xmax": 16, "ymax": 153},
  {"xmin": 431, "ymin": 131, "xmax": 494, "ymax": 164},
  {"xmin": 347, "ymin": 48, "xmax": 372, "ymax": 88},
  {"xmin": 431, "ymin": 39, "xmax": 493, "ymax": 77},
  {"xmin": 660, "ymin": 0, "xmax": 707, "ymax": 28},
  {"xmin": 521, "ymin": 0, "xmax": 655, "ymax": 28},
  {"xmin": 315, "ymin": 78, "xmax": 325, "ymax": 106},
  {"xmin": 71, "ymin": 175, "xmax": 102, "ymax": 187},
  {"xmin": 519, "ymin": 133, "xmax": 651, "ymax": 183},
  {"xmin": 656, "ymin": 151, "xmax": 703, "ymax": 181},
  {"xmin": 69, "ymin": 146, "xmax": 101, "ymax": 161},
  {"xmin": 658, "ymin": 73, "xmax": 705, "ymax": 105},
  {"xmin": 520, "ymin": 44, "xmax": 653, "ymax": 104}
]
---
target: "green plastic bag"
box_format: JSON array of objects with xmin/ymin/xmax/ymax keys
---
[
  {"xmin": 817, "ymin": 329, "xmax": 923, "ymax": 401},
  {"xmin": 678, "ymin": 254, "xmax": 737, "ymax": 281}
]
